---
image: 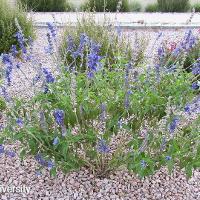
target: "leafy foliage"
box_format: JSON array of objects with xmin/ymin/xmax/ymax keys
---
[{"xmin": 0, "ymin": 23, "xmax": 199, "ymax": 178}]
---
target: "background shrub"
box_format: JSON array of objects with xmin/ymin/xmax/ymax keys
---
[
  {"xmin": 145, "ymin": 3, "xmax": 158, "ymax": 12},
  {"xmin": 82, "ymin": 0, "xmax": 129, "ymax": 12},
  {"xmin": 0, "ymin": 0, "xmax": 33, "ymax": 54},
  {"xmin": 157, "ymin": 0, "xmax": 190, "ymax": 12},
  {"xmin": 192, "ymin": 3, "xmax": 200, "ymax": 12},
  {"xmin": 129, "ymin": 1, "xmax": 142, "ymax": 12},
  {"xmin": 19, "ymin": 0, "xmax": 74, "ymax": 12}
]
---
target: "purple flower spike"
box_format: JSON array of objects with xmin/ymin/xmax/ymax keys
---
[
  {"xmin": 192, "ymin": 64, "xmax": 200, "ymax": 75},
  {"xmin": 16, "ymin": 118, "xmax": 23, "ymax": 127},
  {"xmin": 0, "ymin": 145, "xmax": 4, "ymax": 154},
  {"xmin": 5, "ymin": 150, "xmax": 16, "ymax": 158},
  {"xmin": 47, "ymin": 160, "xmax": 55, "ymax": 170},
  {"xmin": 35, "ymin": 170, "xmax": 42, "ymax": 176},
  {"xmin": 169, "ymin": 117, "xmax": 179, "ymax": 134},
  {"xmin": 47, "ymin": 22, "xmax": 57, "ymax": 38},
  {"xmin": 53, "ymin": 109, "xmax": 65, "ymax": 126},
  {"xmin": 42, "ymin": 68, "xmax": 55, "ymax": 83},
  {"xmin": 97, "ymin": 139, "xmax": 110, "ymax": 154},
  {"xmin": 191, "ymin": 82, "xmax": 199, "ymax": 90}
]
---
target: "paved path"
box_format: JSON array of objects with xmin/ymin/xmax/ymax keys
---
[{"xmin": 29, "ymin": 12, "xmax": 200, "ymax": 28}]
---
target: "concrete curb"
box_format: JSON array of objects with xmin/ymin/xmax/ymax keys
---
[{"xmin": 29, "ymin": 12, "xmax": 200, "ymax": 29}]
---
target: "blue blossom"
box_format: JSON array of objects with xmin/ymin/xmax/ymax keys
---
[
  {"xmin": 97, "ymin": 139, "xmax": 110, "ymax": 154},
  {"xmin": 72, "ymin": 33, "xmax": 88, "ymax": 58},
  {"xmin": 2, "ymin": 54, "xmax": 13, "ymax": 86},
  {"xmin": 16, "ymin": 63, "xmax": 21, "ymax": 69},
  {"xmin": 53, "ymin": 137, "xmax": 59, "ymax": 146},
  {"xmin": 145, "ymin": 65, "xmax": 151, "ymax": 83},
  {"xmin": 15, "ymin": 31, "xmax": 27, "ymax": 55},
  {"xmin": 11, "ymin": 45, "xmax": 18, "ymax": 57},
  {"xmin": 116, "ymin": 24, "xmax": 122, "ymax": 37},
  {"xmin": 47, "ymin": 22, "xmax": 57, "ymax": 38},
  {"xmin": 42, "ymin": 68, "xmax": 55, "ymax": 83},
  {"xmin": 125, "ymin": 62, "xmax": 132, "ymax": 87},
  {"xmin": 2, "ymin": 54, "xmax": 12, "ymax": 65},
  {"xmin": 33, "ymin": 74, "xmax": 41, "ymax": 85},
  {"xmin": 141, "ymin": 160, "xmax": 147, "ymax": 168},
  {"xmin": 53, "ymin": 109, "xmax": 65, "ymax": 126},
  {"xmin": 0, "ymin": 145, "xmax": 4, "ymax": 154},
  {"xmin": 155, "ymin": 64, "xmax": 160, "ymax": 83},
  {"xmin": 87, "ymin": 71, "xmax": 94, "ymax": 79},
  {"xmin": 5, "ymin": 150, "xmax": 16, "ymax": 158},
  {"xmin": 165, "ymin": 156, "xmax": 172, "ymax": 161},
  {"xmin": 172, "ymin": 47, "xmax": 181, "ymax": 57},
  {"xmin": 192, "ymin": 63, "xmax": 200, "ymax": 75},
  {"xmin": 184, "ymin": 104, "xmax": 190, "ymax": 113},
  {"xmin": 35, "ymin": 170, "xmax": 42, "ymax": 176},
  {"xmin": 45, "ymin": 33, "xmax": 54, "ymax": 54},
  {"xmin": 44, "ymin": 85, "xmax": 49, "ymax": 94},
  {"xmin": 1, "ymin": 86, "xmax": 10, "ymax": 102},
  {"xmin": 66, "ymin": 35, "xmax": 75, "ymax": 52},
  {"xmin": 191, "ymin": 82, "xmax": 199, "ymax": 90},
  {"xmin": 124, "ymin": 90, "xmax": 130, "ymax": 110},
  {"xmin": 47, "ymin": 160, "xmax": 55, "ymax": 170},
  {"xmin": 156, "ymin": 32, "xmax": 162, "ymax": 40},
  {"xmin": 35, "ymin": 154, "xmax": 47, "ymax": 167},
  {"xmin": 158, "ymin": 46, "xmax": 165, "ymax": 58},
  {"xmin": 160, "ymin": 137, "xmax": 166, "ymax": 151},
  {"xmin": 100, "ymin": 103, "xmax": 106, "ymax": 122},
  {"xmin": 169, "ymin": 117, "xmax": 179, "ymax": 134},
  {"xmin": 16, "ymin": 118, "xmax": 23, "ymax": 127},
  {"xmin": 5, "ymin": 64, "xmax": 13, "ymax": 86},
  {"xmin": 182, "ymin": 30, "xmax": 196, "ymax": 51},
  {"xmin": 87, "ymin": 41, "xmax": 102, "ymax": 76},
  {"xmin": 166, "ymin": 64, "xmax": 177, "ymax": 73}
]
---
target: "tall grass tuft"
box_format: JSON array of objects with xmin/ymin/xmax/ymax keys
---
[
  {"xmin": 192, "ymin": 3, "xmax": 200, "ymax": 12},
  {"xmin": 157, "ymin": 0, "xmax": 190, "ymax": 12},
  {"xmin": 82, "ymin": 0, "xmax": 129, "ymax": 12},
  {"xmin": 19, "ymin": 0, "xmax": 74, "ymax": 12},
  {"xmin": 0, "ymin": 0, "xmax": 34, "ymax": 54},
  {"xmin": 145, "ymin": 3, "xmax": 159, "ymax": 12}
]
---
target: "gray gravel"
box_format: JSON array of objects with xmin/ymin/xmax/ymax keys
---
[{"xmin": 0, "ymin": 27, "xmax": 200, "ymax": 199}]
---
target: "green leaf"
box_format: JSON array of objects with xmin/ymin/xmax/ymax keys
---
[{"xmin": 50, "ymin": 167, "xmax": 57, "ymax": 177}]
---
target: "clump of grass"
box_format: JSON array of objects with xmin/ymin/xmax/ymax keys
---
[
  {"xmin": 0, "ymin": 0, "xmax": 34, "ymax": 54},
  {"xmin": 157, "ymin": 0, "xmax": 190, "ymax": 12},
  {"xmin": 192, "ymin": 3, "xmax": 200, "ymax": 12},
  {"xmin": 19, "ymin": 0, "xmax": 74, "ymax": 12},
  {"xmin": 129, "ymin": 1, "xmax": 142, "ymax": 12},
  {"xmin": 145, "ymin": 3, "xmax": 159, "ymax": 12},
  {"xmin": 82, "ymin": 0, "xmax": 129, "ymax": 12}
]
